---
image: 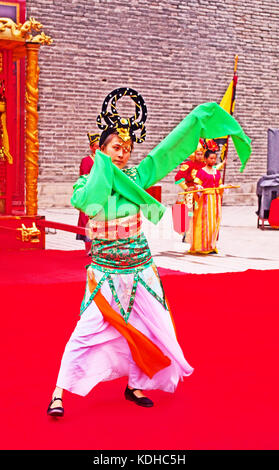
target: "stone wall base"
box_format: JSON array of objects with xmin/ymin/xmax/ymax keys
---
[{"xmin": 38, "ymin": 182, "xmax": 73, "ymax": 210}]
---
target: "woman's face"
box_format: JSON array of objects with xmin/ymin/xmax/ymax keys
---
[
  {"xmin": 205, "ymin": 153, "xmax": 217, "ymax": 167},
  {"xmin": 101, "ymin": 134, "xmax": 132, "ymax": 169}
]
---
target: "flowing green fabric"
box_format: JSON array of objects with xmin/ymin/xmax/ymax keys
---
[
  {"xmin": 71, "ymin": 153, "xmax": 166, "ymax": 223},
  {"xmin": 71, "ymin": 101, "xmax": 251, "ymax": 224},
  {"xmin": 137, "ymin": 102, "xmax": 252, "ymax": 190}
]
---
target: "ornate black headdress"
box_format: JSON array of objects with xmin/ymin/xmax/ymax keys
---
[{"xmin": 96, "ymin": 87, "xmax": 147, "ymax": 147}]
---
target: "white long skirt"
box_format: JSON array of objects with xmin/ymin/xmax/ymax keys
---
[{"xmin": 56, "ymin": 268, "xmax": 193, "ymax": 397}]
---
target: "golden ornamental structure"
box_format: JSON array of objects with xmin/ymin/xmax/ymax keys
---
[
  {"xmin": 0, "ymin": 16, "xmax": 52, "ymax": 45},
  {"xmin": 0, "ymin": 17, "xmax": 52, "ymax": 216},
  {"xmin": 16, "ymin": 222, "xmax": 41, "ymax": 243}
]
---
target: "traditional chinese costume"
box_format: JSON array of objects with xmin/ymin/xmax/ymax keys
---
[{"xmin": 55, "ymin": 91, "xmax": 251, "ymax": 397}]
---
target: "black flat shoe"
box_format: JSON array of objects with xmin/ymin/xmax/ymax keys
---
[
  {"xmin": 124, "ymin": 386, "xmax": 154, "ymax": 408},
  {"xmin": 47, "ymin": 397, "xmax": 64, "ymax": 417}
]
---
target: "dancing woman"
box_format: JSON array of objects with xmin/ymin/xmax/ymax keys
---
[{"xmin": 47, "ymin": 89, "xmax": 251, "ymax": 416}]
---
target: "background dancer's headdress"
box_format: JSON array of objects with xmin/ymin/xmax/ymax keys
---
[
  {"xmin": 189, "ymin": 138, "xmax": 219, "ymax": 161},
  {"xmin": 96, "ymin": 87, "xmax": 147, "ymax": 147},
  {"xmin": 87, "ymin": 132, "xmax": 100, "ymax": 145},
  {"xmin": 200, "ymin": 138, "xmax": 220, "ymax": 152},
  {"xmin": 196, "ymin": 138, "xmax": 206, "ymax": 153},
  {"xmin": 189, "ymin": 138, "xmax": 207, "ymax": 161}
]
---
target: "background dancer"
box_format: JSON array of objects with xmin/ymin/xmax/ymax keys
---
[
  {"xmin": 76, "ymin": 133, "xmax": 99, "ymax": 255},
  {"xmin": 174, "ymin": 139, "xmax": 222, "ymax": 243},
  {"xmin": 174, "ymin": 139, "xmax": 206, "ymax": 242},
  {"xmin": 188, "ymin": 149, "xmax": 224, "ymax": 254}
]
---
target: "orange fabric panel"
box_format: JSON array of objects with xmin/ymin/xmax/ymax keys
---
[{"xmin": 87, "ymin": 274, "xmax": 171, "ymax": 379}]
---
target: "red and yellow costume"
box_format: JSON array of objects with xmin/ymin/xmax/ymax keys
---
[
  {"xmin": 174, "ymin": 140, "xmax": 206, "ymax": 240},
  {"xmin": 175, "ymin": 159, "xmax": 205, "ymax": 188},
  {"xmin": 76, "ymin": 133, "xmax": 99, "ymax": 243},
  {"xmin": 76, "ymin": 155, "xmax": 94, "ymax": 241},
  {"xmin": 189, "ymin": 167, "xmax": 223, "ymax": 254}
]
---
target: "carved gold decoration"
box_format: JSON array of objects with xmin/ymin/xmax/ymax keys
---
[
  {"xmin": 24, "ymin": 21, "xmax": 52, "ymax": 216},
  {"xmin": 30, "ymin": 32, "xmax": 53, "ymax": 45},
  {"xmin": 0, "ymin": 82, "xmax": 13, "ymax": 164},
  {"xmin": 25, "ymin": 43, "xmax": 40, "ymax": 216},
  {"xmin": 117, "ymin": 127, "xmax": 131, "ymax": 142},
  {"xmin": 0, "ymin": 17, "xmax": 52, "ymax": 57},
  {"xmin": 0, "ymin": 102, "xmax": 13, "ymax": 164},
  {"xmin": 0, "ymin": 17, "xmax": 42, "ymax": 42},
  {"xmin": 16, "ymin": 223, "xmax": 41, "ymax": 243}
]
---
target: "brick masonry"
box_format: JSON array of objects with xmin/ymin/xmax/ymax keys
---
[{"xmin": 25, "ymin": 0, "xmax": 279, "ymax": 208}]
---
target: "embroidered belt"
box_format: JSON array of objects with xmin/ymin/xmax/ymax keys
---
[{"xmin": 87, "ymin": 214, "xmax": 141, "ymax": 240}]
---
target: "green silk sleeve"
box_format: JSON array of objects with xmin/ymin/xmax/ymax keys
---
[
  {"xmin": 71, "ymin": 150, "xmax": 166, "ymax": 223},
  {"xmin": 71, "ymin": 102, "xmax": 251, "ymax": 224},
  {"xmin": 71, "ymin": 149, "xmax": 113, "ymax": 216},
  {"xmin": 136, "ymin": 102, "xmax": 252, "ymax": 189}
]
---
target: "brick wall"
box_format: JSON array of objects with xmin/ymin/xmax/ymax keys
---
[{"xmin": 25, "ymin": 0, "xmax": 279, "ymax": 208}]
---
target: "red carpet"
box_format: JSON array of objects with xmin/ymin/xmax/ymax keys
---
[{"xmin": 1, "ymin": 249, "xmax": 279, "ymax": 450}]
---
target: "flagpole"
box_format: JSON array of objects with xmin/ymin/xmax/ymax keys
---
[{"xmin": 221, "ymin": 54, "xmax": 238, "ymax": 185}]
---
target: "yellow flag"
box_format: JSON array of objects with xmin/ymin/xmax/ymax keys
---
[
  {"xmin": 220, "ymin": 80, "xmax": 235, "ymax": 114},
  {"xmin": 218, "ymin": 80, "xmax": 236, "ymax": 141}
]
